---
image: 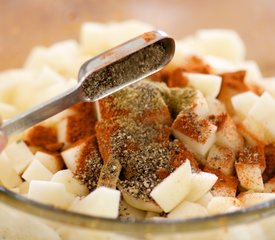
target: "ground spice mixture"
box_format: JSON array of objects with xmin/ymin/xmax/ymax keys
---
[{"xmin": 82, "ymin": 42, "xmax": 167, "ymax": 100}]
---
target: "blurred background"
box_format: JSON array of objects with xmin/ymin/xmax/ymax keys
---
[{"xmin": 0, "ymin": 0, "xmax": 275, "ymax": 75}]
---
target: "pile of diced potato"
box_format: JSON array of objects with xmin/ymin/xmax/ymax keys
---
[{"xmin": 0, "ymin": 20, "xmax": 275, "ymax": 224}]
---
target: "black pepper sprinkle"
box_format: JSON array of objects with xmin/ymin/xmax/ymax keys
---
[{"xmin": 82, "ymin": 42, "xmax": 166, "ymax": 100}]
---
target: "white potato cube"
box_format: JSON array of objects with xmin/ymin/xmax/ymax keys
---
[
  {"xmin": 231, "ymin": 91, "xmax": 259, "ymax": 119},
  {"xmin": 4, "ymin": 140, "xmax": 34, "ymax": 174},
  {"xmin": 193, "ymin": 90, "xmax": 210, "ymax": 117},
  {"xmin": 0, "ymin": 69, "xmax": 36, "ymax": 103},
  {"xmin": 25, "ymin": 40, "xmax": 81, "ymax": 77},
  {"xmin": 185, "ymin": 171, "xmax": 218, "ymax": 201},
  {"xmin": 239, "ymin": 116, "xmax": 271, "ymax": 145},
  {"xmin": 70, "ymin": 186, "xmax": 120, "ymax": 219},
  {"xmin": 237, "ymin": 60, "xmax": 262, "ymax": 85},
  {"xmin": 238, "ymin": 192, "xmax": 275, "ymax": 207},
  {"xmin": 168, "ymin": 201, "xmax": 208, "ymax": 220},
  {"xmin": 195, "ymin": 29, "xmax": 246, "ymax": 62},
  {"xmin": 51, "ymin": 169, "xmax": 89, "ymax": 197},
  {"xmin": 80, "ymin": 20, "xmax": 153, "ymax": 55},
  {"xmin": 150, "ymin": 160, "xmax": 192, "ymax": 213},
  {"xmin": 196, "ymin": 192, "xmax": 214, "ymax": 208},
  {"xmin": 203, "ymin": 55, "xmax": 236, "ymax": 74},
  {"xmin": 35, "ymin": 151, "xmax": 64, "ymax": 173},
  {"xmin": 207, "ymin": 197, "xmax": 242, "ymax": 214},
  {"xmin": 22, "ymin": 160, "xmax": 53, "ymax": 182},
  {"xmin": 28, "ymin": 180, "xmax": 74, "ymax": 209},
  {"xmin": 0, "ymin": 153, "xmax": 22, "ymax": 188},
  {"xmin": 0, "ymin": 102, "xmax": 17, "ymax": 119},
  {"xmin": 184, "ymin": 73, "xmax": 222, "ymax": 98},
  {"xmin": 249, "ymin": 92, "xmax": 275, "ymax": 138},
  {"xmin": 61, "ymin": 142, "xmax": 86, "ymax": 173}
]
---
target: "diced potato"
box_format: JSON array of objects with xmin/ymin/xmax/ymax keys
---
[
  {"xmin": 70, "ymin": 186, "xmax": 120, "ymax": 219},
  {"xmin": 18, "ymin": 181, "xmax": 29, "ymax": 194},
  {"xmin": 205, "ymin": 167, "xmax": 239, "ymax": 197},
  {"xmin": 28, "ymin": 180, "xmax": 75, "ymax": 209},
  {"xmin": 35, "ymin": 151, "xmax": 64, "ymax": 174},
  {"xmin": 150, "ymin": 160, "xmax": 192, "ymax": 213},
  {"xmin": 206, "ymin": 144, "xmax": 235, "ymax": 176},
  {"xmin": 80, "ymin": 20, "xmax": 153, "ymax": 55},
  {"xmin": 196, "ymin": 192, "xmax": 214, "ymax": 208},
  {"xmin": 22, "ymin": 160, "xmax": 53, "ymax": 182},
  {"xmin": 194, "ymin": 29, "xmax": 246, "ymax": 62},
  {"xmin": 215, "ymin": 114, "xmax": 244, "ymax": 153},
  {"xmin": 235, "ymin": 146, "xmax": 265, "ymax": 192},
  {"xmin": 0, "ymin": 69, "xmax": 36, "ymax": 103},
  {"xmin": 248, "ymin": 92, "xmax": 275, "ymax": 138},
  {"xmin": 61, "ymin": 142, "xmax": 86, "ymax": 173},
  {"xmin": 207, "ymin": 197, "xmax": 242, "ymax": 214},
  {"xmin": 0, "ymin": 102, "xmax": 17, "ymax": 119},
  {"xmin": 25, "ymin": 40, "xmax": 81, "ymax": 77},
  {"xmin": 237, "ymin": 60, "xmax": 262, "ymax": 86},
  {"xmin": 172, "ymin": 112, "xmax": 217, "ymax": 157},
  {"xmin": 184, "ymin": 73, "xmax": 222, "ymax": 98},
  {"xmin": 167, "ymin": 201, "xmax": 208, "ymax": 219},
  {"xmin": 4, "ymin": 140, "xmax": 34, "ymax": 174},
  {"xmin": 185, "ymin": 171, "xmax": 218, "ymax": 201},
  {"xmin": 238, "ymin": 116, "xmax": 271, "ymax": 145},
  {"xmin": 51, "ymin": 169, "xmax": 89, "ymax": 197},
  {"xmin": 231, "ymin": 91, "xmax": 259, "ymax": 119},
  {"xmin": 0, "ymin": 153, "xmax": 22, "ymax": 188},
  {"xmin": 264, "ymin": 177, "xmax": 275, "ymax": 193},
  {"xmin": 238, "ymin": 192, "xmax": 275, "ymax": 207},
  {"xmin": 203, "ymin": 55, "xmax": 236, "ymax": 74}
]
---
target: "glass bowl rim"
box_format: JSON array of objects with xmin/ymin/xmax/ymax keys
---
[{"xmin": 1, "ymin": 186, "xmax": 275, "ymax": 234}]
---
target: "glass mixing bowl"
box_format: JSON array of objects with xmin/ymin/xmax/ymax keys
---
[{"xmin": 1, "ymin": 1, "xmax": 275, "ymax": 239}]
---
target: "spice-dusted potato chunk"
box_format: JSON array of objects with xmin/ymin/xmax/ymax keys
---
[
  {"xmin": 206, "ymin": 144, "xmax": 236, "ymax": 176},
  {"xmin": 235, "ymin": 145, "xmax": 266, "ymax": 192},
  {"xmin": 172, "ymin": 111, "xmax": 217, "ymax": 157}
]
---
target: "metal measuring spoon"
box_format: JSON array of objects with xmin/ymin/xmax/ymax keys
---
[{"xmin": 1, "ymin": 30, "xmax": 175, "ymax": 136}]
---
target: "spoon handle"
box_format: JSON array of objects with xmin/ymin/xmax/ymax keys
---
[{"xmin": 1, "ymin": 85, "xmax": 81, "ymax": 136}]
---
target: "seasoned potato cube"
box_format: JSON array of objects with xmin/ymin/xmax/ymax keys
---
[
  {"xmin": 172, "ymin": 112, "xmax": 217, "ymax": 157},
  {"xmin": 206, "ymin": 144, "xmax": 235, "ymax": 176},
  {"xmin": 235, "ymin": 146, "xmax": 265, "ymax": 192},
  {"xmin": 238, "ymin": 192, "xmax": 275, "ymax": 207},
  {"xmin": 204, "ymin": 167, "xmax": 239, "ymax": 197}
]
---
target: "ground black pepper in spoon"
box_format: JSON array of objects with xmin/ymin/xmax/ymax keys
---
[{"xmin": 1, "ymin": 30, "xmax": 175, "ymax": 136}]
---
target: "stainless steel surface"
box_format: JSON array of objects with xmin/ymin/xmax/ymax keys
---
[{"xmin": 0, "ymin": 31, "xmax": 175, "ymax": 136}]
